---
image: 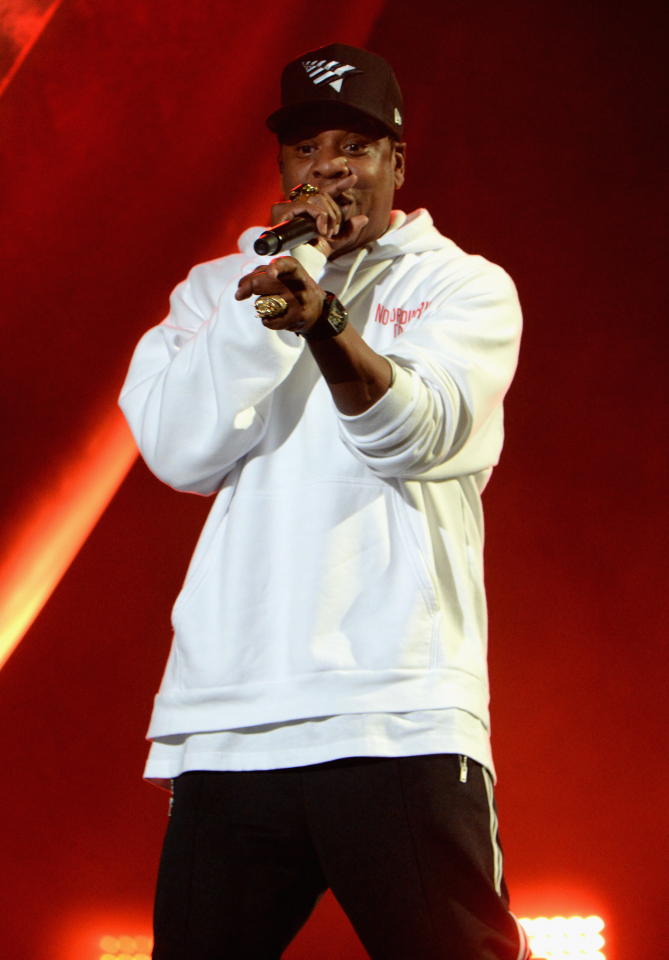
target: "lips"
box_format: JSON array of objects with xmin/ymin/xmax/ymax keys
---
[{"xmin": 337, "ymin": 196, "xmax": 354, "ymax": 219}]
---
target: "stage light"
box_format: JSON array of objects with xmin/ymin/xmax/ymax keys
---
[
  {"xmin": 519, "ymin": 916, "xmax": 605, "ymax": 959},
  {"xmin": 98, "ymin": 933, "xmax": 152, "ymax": 960}
]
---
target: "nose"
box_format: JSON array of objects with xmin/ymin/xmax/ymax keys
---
[{"xmin": 312, "ymin": 148, "xmax": 350, "ymax": 182}]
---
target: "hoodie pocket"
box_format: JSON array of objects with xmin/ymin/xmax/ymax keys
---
[
  {"xmin": 170, "ymin": 478, "xmax": 440, "ymax": 690},
  {"xmin": 171, "ymin": 464, "xmax": 241, "ymax": 625},
  {"xmin": 390, "ymin": 483, "xmax": 439, "ymax": 617}
]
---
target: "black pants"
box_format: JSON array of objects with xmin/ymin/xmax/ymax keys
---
[{"xmin": 152, "ymin": 755, "xmax": 529, "ymax": 960}]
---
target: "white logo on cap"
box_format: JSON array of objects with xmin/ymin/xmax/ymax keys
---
[
  {"xmin": 394, "ymin": 108, "xmax": 402, "ymax": 125},
  {"xmin": 302, "ymin": 60, "xmax": 360, "ymax": 93}
]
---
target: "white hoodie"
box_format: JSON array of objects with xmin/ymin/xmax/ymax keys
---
[{"xmin": 119, "ymin": 209, "xmax": 522, "ymax": 743}]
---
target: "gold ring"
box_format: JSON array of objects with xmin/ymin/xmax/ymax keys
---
[
  {"xmin": 289, "ymin": 183, "xmax": 319, "ymax": 202},
  {"xmin": 255, "ymin": 295, "xmax": 288, "ymax": 319}
]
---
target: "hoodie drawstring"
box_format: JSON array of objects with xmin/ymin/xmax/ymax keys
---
[
  {"xmin": 339, "ymin": 245, "xmax": 370, "ymax": 302},
  {"xmin": 339, "ymin": 250, "xmax": 396, "ymax": 310}
]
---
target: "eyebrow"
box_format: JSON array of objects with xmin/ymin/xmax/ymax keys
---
[{"xmin": 286, "ymin": 130, "xmax": 380, "ymax": 146}]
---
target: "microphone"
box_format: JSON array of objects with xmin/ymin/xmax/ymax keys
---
[{"xmin": 254, "ymin": 216, "xmax": 319, "ymax": 257}]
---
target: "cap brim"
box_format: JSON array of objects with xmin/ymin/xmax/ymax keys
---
[{"xmin": 266, "ymin": 101, "xmax": 400, "ymax": 141}]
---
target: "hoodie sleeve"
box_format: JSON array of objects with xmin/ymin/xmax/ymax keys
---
[
  {"xmin": 336, "ymin": 255, "xmax": 522, "ymax": 481},
  {"xmin": 118, "ymin": 256, "xmax": 305, "ymax": 494}
]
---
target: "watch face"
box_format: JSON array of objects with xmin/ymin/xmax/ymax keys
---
[
  {"xmin": 303, "ymin": 293, "xmax": 348, "ymax": 340},
  {"xmin": 327, "ymin": 296, "xmax": 348, "ymax": 333}
]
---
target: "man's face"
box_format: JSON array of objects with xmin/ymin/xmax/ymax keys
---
[{"xmin": 279, "ymin": 106, "xmax": 405, "ymax": 257}]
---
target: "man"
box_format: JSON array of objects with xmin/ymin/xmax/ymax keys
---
[{"xmin": 120, "ymin": 43, "xmax": 528, "ymax": 960}]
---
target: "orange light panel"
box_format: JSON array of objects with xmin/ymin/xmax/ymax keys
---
[
  {"xmin": 99, "ymin": 934, "xmax": 152, "ymax": 960},
  {"xmin": 519, "ymin": 916, "xmax": 605, "ymax": 959}
]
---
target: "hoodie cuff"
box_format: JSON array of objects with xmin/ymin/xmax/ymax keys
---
[{"xmin": 337, "ymin": 360, "xmax": 417, "ymax": 439}]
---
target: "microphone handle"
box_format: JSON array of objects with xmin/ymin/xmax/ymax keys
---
[{"xmin": 254, "ymin": 216, "xmax": 319, "ymax": 256}]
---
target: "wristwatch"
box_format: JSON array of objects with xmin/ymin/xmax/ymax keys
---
[{"xmin": 301, "ymin": 292, "xmax": 348, "ymax": 341}]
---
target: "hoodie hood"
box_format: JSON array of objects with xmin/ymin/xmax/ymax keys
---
[{"xmin": 363, "ymin": 208, "xmax": 457, "ymax": 259}]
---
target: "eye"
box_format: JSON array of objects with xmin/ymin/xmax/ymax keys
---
[{"xmin": 295, "ymin": 143, "xmax": 315, "ymax": 156}]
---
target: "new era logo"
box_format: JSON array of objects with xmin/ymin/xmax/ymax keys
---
[{"xmin": 302, "ymin": 59, "xmax": 361, "ymax": 93}]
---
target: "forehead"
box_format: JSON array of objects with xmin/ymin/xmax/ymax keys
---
[{"xmin": 279, "ymin": 104, "xmax": 389, "ymax": 145}]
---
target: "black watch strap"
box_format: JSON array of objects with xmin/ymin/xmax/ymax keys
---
[{"xmin": 301, "ymin": 292, "xmax": 348, "ymax": 341}]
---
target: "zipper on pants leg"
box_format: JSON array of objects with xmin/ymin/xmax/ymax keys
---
[{"xmin": 459, "ymin": 755, "xmax": 468, "ymax": 782}]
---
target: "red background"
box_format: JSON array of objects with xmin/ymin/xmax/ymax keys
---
[{"xmin": 1, "ymin": 1, "xmax": 667, "ymax": 958}]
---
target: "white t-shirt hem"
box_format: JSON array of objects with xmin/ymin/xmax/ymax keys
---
[{"xmin": 143, "ymin": 708, "xmax": 495, "ymax": 783}]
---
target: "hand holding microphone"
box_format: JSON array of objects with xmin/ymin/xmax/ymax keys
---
[
  {"xmin": 254, "ymin": 178, "xmax": 365, "ymax": 257},
  {"xmin": 254, "ymin": 184, "xmax": 323, "ymax": 255},
  {"xmin": 242, "ymin": 178, "xmax": 370, "ymax": 333}
]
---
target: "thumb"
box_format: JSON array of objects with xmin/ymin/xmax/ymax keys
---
[
  {"xmin": 350, "ymin": 214, "xmax": 369, "ymax": 231},
  {"xmin": 346, "ymin": 214, "xmax": 369, "ymax": 241}
]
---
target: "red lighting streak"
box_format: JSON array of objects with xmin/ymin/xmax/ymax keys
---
[
  {"xmin": 0, "ymin": 0, "xmax": 65, "ymax": 99},
  {"xmin": 0, "ymin": 406, "xmax": 137, "ymax": 670}
]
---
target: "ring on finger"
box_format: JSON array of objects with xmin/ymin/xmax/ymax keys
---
[
  {"xmin": 255, "ymin": 295, "xmax": 288, "ymax": 319},
  {"xmin": 289, "ymin": 183, "xmax": 319, "ymax": 202}
]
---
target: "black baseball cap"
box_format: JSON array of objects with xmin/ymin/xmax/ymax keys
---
[{"xmin": 266, "ymin": 43, "xmax": 403, "ymax": 141}]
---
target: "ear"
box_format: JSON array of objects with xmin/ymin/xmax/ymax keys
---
[{"xmin": 393, "ymin": 142, "xmax": 406, "ymax": 190}]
